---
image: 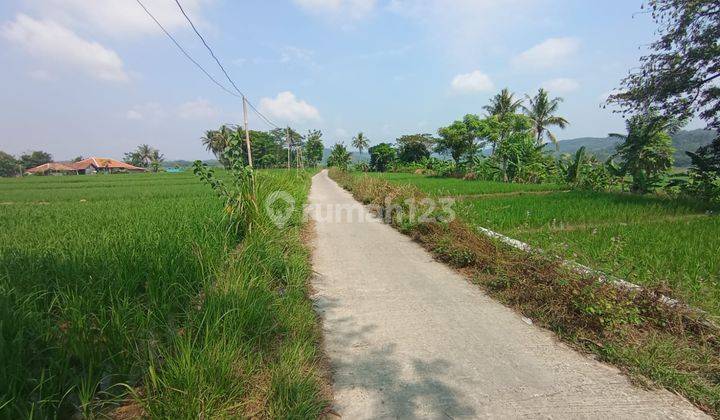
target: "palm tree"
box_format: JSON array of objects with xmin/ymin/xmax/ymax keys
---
[
  {"xmin": 609, "ymin": 113, "xmax": 679, "ymax": 193},
  {"xmin": 201, "ymin": 125, "xmax": 233, "ymax": 166},
  {"xmin": 351, "ymin": 132, "xmax": 369, "ymax": 156},
  {"xmin": 483, "ymin": 88, "xmax": 523, "ymax": 118},
  {"xmin": 150, "ymin": 149, "xmax": 165, "ymax": 173},
  {"xmin": 137, "ymin": 144, "xmax": 154, "ymax": 167},
  {"xmin": 522, "ymin": 88, "xmax": 569, "ymax": 149}
]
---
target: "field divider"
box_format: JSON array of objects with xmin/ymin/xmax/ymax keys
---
[
  {"xmin": 439, "ymin": 189, "xmax": 571, "ymax": 201},
  {"xmin": 474, "ymin": 224, "xmax": 718, "ymax": 328}
]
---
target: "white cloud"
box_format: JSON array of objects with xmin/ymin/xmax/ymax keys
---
[
  {"xmin": 25, "ymin": 0, "xmax": 208, "ymax": 38},
  {"xmin": 125, "ymin": 102, "xmax": 165, "ymax": 120},
  {"xmin": 513, "ymin": 37, "xmax": 580, "ymax": 69},
  {"xmin": 259, "ymin": 91, "xmax": 321, "ymax": 123},
  {"xmin": 541, "ymin": 78, "xmax": 580, "ymax": 94},
  {"xmin": 2, "ymin": 14, "xmax": 128, "ymax": 82},
  {"xmin": 293, "ymin": 0, "xmax": 377, "ymax": 21},
  {"xmin": 451, "ymin": 70, "xmax": 494, "ymax": 93},
  {"xmin": 177, "ymin": 98, "xmax": 218, "ymax": 120}
]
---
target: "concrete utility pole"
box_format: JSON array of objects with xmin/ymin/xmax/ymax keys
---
[
  {"xmin": 286, "ymin": 127, "xmax": 291, "ymax": 169},
  {"xmin": 242, "ymin": 96, "xmax": 252, "ymax": 168}
]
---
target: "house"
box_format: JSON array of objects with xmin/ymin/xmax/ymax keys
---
[
  {"xmin": 25, "ymin": 157, "xmax": 146, "ymax": 175},
  {"xmin": 68, "ymin": 157, "xmax": 146, "ymax": 174},
  {"xmin": 25, "ymin": 162, "xmax": 76, "ymax": 175}
]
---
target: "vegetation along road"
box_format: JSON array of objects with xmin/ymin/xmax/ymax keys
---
[{"xmin": 309, "ymin": 170, "xmax": 705, "ymax": 418}]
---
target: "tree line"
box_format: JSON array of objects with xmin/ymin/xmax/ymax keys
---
[{"xmin": 200, "ymin": 125, "xmax": 325, "ymax": 168}]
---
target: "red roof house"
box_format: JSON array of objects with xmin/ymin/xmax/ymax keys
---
[
  {"xmin": 26, "ymin": 157, "xmax": 146, "ymax": 175},
  {"xmin": 69, "ymin": 157, "xmax": 146, "ymax": 174}
]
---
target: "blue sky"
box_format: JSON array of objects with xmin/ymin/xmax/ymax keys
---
[{"xmin": 0, "ymin": 0, "xmax": 695, "ymax": 160}]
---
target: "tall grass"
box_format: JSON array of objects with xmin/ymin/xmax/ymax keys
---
[{"xmin": 0, "ymin": 170, "xmax": 326, "ymax": 418}]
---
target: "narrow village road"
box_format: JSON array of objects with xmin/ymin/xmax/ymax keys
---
[{"xmin": 308, "ymin": 169, "xmax": 705, "ymax": 419}]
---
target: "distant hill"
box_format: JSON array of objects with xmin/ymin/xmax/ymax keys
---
[
  {"xmin": 321, "ymin": 148, "xmax": 369, "ymax": 164},
  {"xmin": 549, "ymin": 129, "xmax": 717, "ymax": 167}
]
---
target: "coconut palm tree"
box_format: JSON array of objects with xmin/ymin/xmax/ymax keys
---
[
  {"xmin": 522, "ymin": 88, "xmax": 569, "ymax": 149},
  {"xmin": 136, "ymin": 144, "xmax": 154, "ymax": 167},
  {"xmin": 483, "ymin": 88, "xmax": 523, "ymax": 118},
  {"xmin": 351, "ymin": 132, "xmax": 369, "ymax": 156},
  {"xmin": 201, "ymin": 125, "xmax": 233, "ymax": 166}
]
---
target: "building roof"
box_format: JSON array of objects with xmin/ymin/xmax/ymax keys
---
[
  {"xmin": 69, "ymin": 157, "xmax": 146, "ymax": 171},
  {"xmin": 25, "ymin": 162, "xmax": 76, "ymax": 174}
]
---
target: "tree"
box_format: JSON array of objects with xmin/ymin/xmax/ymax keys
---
[
  {"xmin": 0, "ymin": 151, "xmax": 19, "ymax": 177},
  {"xmin": 522, "ymin": 88, "xmax": 569, "ymax": 148},
  {"xmin": 483, "ymin": 88, "xmax": 523, "ymax": 119},
  {"xmin": 19, "ymin": 150, "xmax": 52, "ymax": 170},
  {"xmin": 436, "ymin": 115, "xmax": 487, "ymax": 164},
  {"xmin": 304, "ymin": 130, "xmax": 324, "ymax": 167},
  {"xmin": 369, "ymin": 143, "xmax": 396, "ymax": 172},
  {"xmin": 136, "ymin": 144, "xmax": 154, "ymax": 167},
  {"xmin": 150, "ymin": 149, "xmax": 165, "ymax": 173},
  {"xmin": 609, "ymin": 113, "xmax": 679, "ymax": 193},
  {"xmin": 396, "ymin": 134, "xmax": 433, "ymax": 163},
  {"xmin": 202, "ymin": 125, "xmax": 233, "ymax": 167},
  {"xmin": 609, "ymin": 0, "xmax": 719, "ymax": 178},
  {"xmin": 327, "ymin": 143, "xmax": 351, "ymax": 169},
  {"xmin": 124, "ymin": 145, "xmax": 163, "ymax": 170},
  {"xmin": 487, "ymin": 114, "xmax": 544, "ymax": 182},
  {"xmin": 351, "ymin": 132, "xmax": 369, "ymax": 156}
]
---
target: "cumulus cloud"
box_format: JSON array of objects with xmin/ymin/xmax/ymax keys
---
[
  {"xmin": 25, "ymin": 0, "xmax": 208, "ymax": 38},
  {"xmin": 259, "ymin": 91, "xmax": 321, "ymax": 123},
  {"xmin": 451, "ymin": 70, "xmax": 494, "ymax": 93},
  {"xmin": 541, "ymin": 78, "xmax": 580, "ymax": 94},
  {"xmin": 293, "ymin": 0, "xmax": 377, "ymax": 21},
  {"xmin": 2, "ymin": 14, "xmax": 128, "ymax": 82},
  {"xmin": 177, "ymin": 98, "xmax": 219, "ymax": 120},
  {"xmin": 513, "ymin": 37, "xmax": 580, "ymax": 69}
]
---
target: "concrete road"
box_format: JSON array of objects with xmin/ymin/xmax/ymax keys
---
[{"xmin": 308, "ymin": 170, "xmax": 706, "ymax": 419}]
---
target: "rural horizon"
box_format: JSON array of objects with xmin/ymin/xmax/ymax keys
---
[{"xmin": 1, "ymin": 0, "xmax": 719, "ymax": 418}]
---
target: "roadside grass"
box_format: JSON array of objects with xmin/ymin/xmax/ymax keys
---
[
  {"xmin": 452, "ymin": 191, "xmax": 719, "ymax": 317},
  {"xmin": 373, "ymin": 172, "xmax": 720, "ymax": 317},
  {"xmin": 0, "ymin": 170, "xmax": 326, "ymax": 418},
  {"xmin": 329, "ymin": 168, "xmax": 720, "ymax": 416},
  {"xmin": 362, "ymin": 172, "xmax": 563, "ymax": 196}
]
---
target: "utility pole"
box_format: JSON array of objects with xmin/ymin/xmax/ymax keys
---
[
  {"xmin": 286, "ymin": 127, "xmax": 291, "ymax": 169},
  {"xmin": 242, "ymin": 96, "xmax": 253, "ymax": 168}
]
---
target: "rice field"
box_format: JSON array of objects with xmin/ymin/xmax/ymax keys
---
[
  {"xmin": 0, "ymin": 170, "xmax": 325, "ymax": 418},
  {"xmin": 362, "ymin": 172, "xmax": 564, "ymax": 196},
  {"xmin": 374, "ymin": 172, "xmax": 720, "ymax": 317}
]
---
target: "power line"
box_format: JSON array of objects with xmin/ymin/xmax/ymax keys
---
[
  {"xmin": 173, "ymin": 0, "xmax": 282, "ymax": 129},
  {"xmin": 135, "ymin": 0, "xmax": 241, "ymax": 100},
  {"xmin": 136, "ymin": 0, "xmax": 282, "ymax": 130}
]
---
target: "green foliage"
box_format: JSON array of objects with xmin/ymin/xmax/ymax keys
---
[
  {"xmin": 610, "ymin": 113, "xmax": 678, "ymax": 193},
  {"xmin": 368, "ymin": 142, "xmax": 396, "ymax": 172},
  {"xmin": 609, "ymin": 0, "xmax": 719, "ymax": 139},
  {"xmin": 436, "ymin": 114, "xmax": 487, "ymax": 164},
  {"xmin": 0, "ymin": 151, "xmax": 20, "ymax": 177},
  {"xmin": 304, "ymin": 130, "xmax": 324, "ymax": 167},
  {"xmin": 522, "ymin": 88, "xmax": 569, "ymax": 148},
  {"xmin": 193, "ymin": 134, "xmax": 258, "ymax": 238},
  {"xmin": 351, "ymin": 132, "xmax": 369, "ymax": 154},
  {"xmin": 326, "ymin": 143, "xmax": 351, "ymax": 169},
  {"xmin": 124, "ymin": 144, "xmax": 163, "ymax": 170},
  {"xmin": 396, "ymin": 133, "xmax": 433, "ymax": 163},
  {"xmin": 19, "ymin": 150, "xmax": 52, "ymax": 170}
]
